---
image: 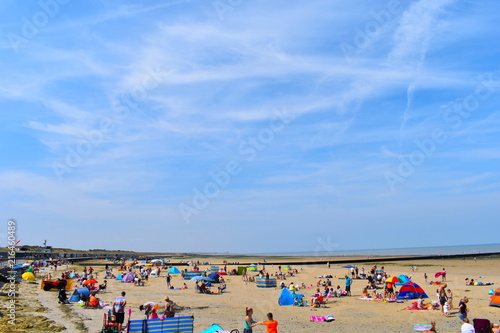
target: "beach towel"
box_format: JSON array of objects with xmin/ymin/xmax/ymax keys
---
[
  {"xmin": 414, "ymin": 324, "xmax": 431, "ymax": 331},
  {"xmin": 310, "ymin": 315, "xmax": 334, "ymax": 322}
]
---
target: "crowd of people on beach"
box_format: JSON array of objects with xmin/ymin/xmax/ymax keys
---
[{"xmin": 23, "ymin": 258, "xmax": 499, "ymax": 333}]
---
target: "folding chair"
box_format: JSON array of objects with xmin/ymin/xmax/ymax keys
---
[{"xmin": 473, "ymin": 318, "xmax": 491, "ymax": 333}]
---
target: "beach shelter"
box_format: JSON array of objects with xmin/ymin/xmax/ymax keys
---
[
  {"xmin": 398, "ymin": 282, "xmax": 428, "ymax": 299},
  {"xmin": 490, "ymin": 288, "xmax": 500, "ymax": 307},
  {"xmin": 22, "ymin": 272, "xmax": 35, "ymax": 281},
  {"xmin": 69, "ymin": 287, "xmax": 90, "ymax": 302},
  {"xmin": 115, "ymin": 274, "xmax": 123, "ymax": 281},
  {"xmin": 256, "ymin": 277, "xmax": 277, "ymax": 288},
  {"xmin": 122, "ymin": 271, "xmax": 135, "ymax": 283},
  {"xmin": 183, "ymin": 271, "xmax": 203, "ymax": 280},
  {"xmin": 168, "ymin": 267, "xmax": 181, "ymax": 274},
  {"xmin": 128, "ymin": 316, "xmax": 194, "ymax": 333},
  {"xmin": 247, "ymin": 264, "xmax": 257, "ymax": 271},
  {"xmin": 210, "ymin": 266, "xmax": 218, "ymax": 273},
  {"xmin": 279, "ymin": 288, "xmax": 294, "ymax": 306}
]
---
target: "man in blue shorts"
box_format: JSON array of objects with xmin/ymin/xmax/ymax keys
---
[{"xmin": 113, "ymin": 291, "xmax": 127, "ymax": 332}]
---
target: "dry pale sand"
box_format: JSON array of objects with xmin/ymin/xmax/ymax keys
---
[{"xmin": 7, "ymin": 256, "xmax": 500, "ymax": 333}]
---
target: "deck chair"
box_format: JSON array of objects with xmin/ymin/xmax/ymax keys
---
[
  {"xmin": 100, "ymin": 313, "xmax": 118, "ymax": 333},
  {"xmin": 314, "ymin": 295, "xmax": 327, "ymax": 307},
  {"xmin": 473, "ymin": 318, "xmax": 491, "ymax": 333},
  {"xmin": 292, "ymin": 293, "xmax": 306, "ymax": 306}
]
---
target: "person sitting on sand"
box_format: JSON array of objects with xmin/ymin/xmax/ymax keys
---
[
  {"xmin": 336, "ymin": 285, "xmax": 342, "ymax": 297},
  {"xmin": 362, "ymin": 287, "xmax": 369, "ymax": 298},
  {"xmin": 422, "ymin": 321, "xmax": 437, "ymax": 333},
  {"xmin": 310, "ymin": 288, "xmax": 321, "ymax": 306},
  {"xmin": 86, "ymin": 291, "xmax": 100, "ymax": 308},
  {"xmin": 199, "ymin": 282, "xmax": 209, "ymax": 293},
  {"xmin": 417, "ymin": 295, "xmax": 426, "ymax": 309},
  {"xmin": 163, "ymin": 297, "xmax": 175, "ymax": 318}
]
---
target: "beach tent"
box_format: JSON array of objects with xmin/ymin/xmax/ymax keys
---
[
  {"xmin": 128, "ymin": 316, "xmax": 194, "ymax": 333},
  {"xmin": 247, "ymin": 265, "xmax": 257, "ymax": 271},
  {"xmin": 200, "ymin": 324, "xmax": 224, "ymax": 333},
  {"xmin": 278, "ymin": 288, "xmax": 294, "ymax": 306},
  {"xmin": 398, "ymin": 282, "xmax": 428, "ymax": 299},
  {"xmin": 69, "ymin": 287, "xmax": 90, "ymax": 302},
  {"xmin": 122, "ymin": 271, "xmax": 135, "ymax": 283},
  {"xmin": 490, "ymin": 288, "xmax": 500, "ymax": 307},
  {"xmin": 115, "ymin": 274, "xmax": 123, "ymax": 280},
  {"xmin": 168, "ymin": 267, "xmax": 181, "ymax": 274}
]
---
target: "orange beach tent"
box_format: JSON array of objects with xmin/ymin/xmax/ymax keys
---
[{"xmin": 490, "ymin": 288, "xmax": 500, "ymax": 307}]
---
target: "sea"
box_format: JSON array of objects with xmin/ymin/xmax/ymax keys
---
[{"xmin": 252, "ymin": 243, "xmax": 500, "ymax": 257}]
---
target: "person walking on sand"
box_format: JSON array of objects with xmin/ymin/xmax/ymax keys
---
[
  {"xmin": 243, "ymin": 307, "xmax": 258, "ymax": 333},
  {"xmin": 345, "ymin": 275, "xmax": 352, "ymax": 296},
  {"xmin": 438, "ymin": 284, "xmax": 448, "ymax": 315},
  {"xmin": 257, "ymin": 312, "xmax": 278, "ymax": 333},
  {"xmin": 113, "ymin": 291, "xmax": 127, "ymax": 333}
]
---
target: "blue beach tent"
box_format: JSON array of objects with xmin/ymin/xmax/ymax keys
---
[
  {"xmin": 278, "ymin": 288, "xmax": 294, "ymax": 306},
  {"xmin": 69, "ymin": 287, "xmax": 90, "ymax": 302},
  {"xmin": 167, "ymin": 267, "xmax": 181, "ymax": 274}
]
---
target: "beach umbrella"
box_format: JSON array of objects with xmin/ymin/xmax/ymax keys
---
[
  {"xmin": 83, "ymin": 279, "xmax": 98, "ymax": 285},
  {"xmin": 247, "ymin": 266, "xmax": 257, "ymax": 271},
  {"xmin": 385, "ymin": 276, "xmax": 402, "ymax": 284},
  {"xmin": 168, "ymin": 267, "xmax": 181, "ymax": 274},
  {"xmin": 190, "ymin": 276, "xmax": 214, "ymax": 282},
  {"xmin": 22, "ymin": 272, "xmax": 35, "ymax": 281},
  {"xmin": 13, "ymin": 264, "xmax": 24, "ymax": 270},
  {"xmin": 342, "ymin": 265, "xmax": 356, "ymax": 268},
  {"xmin": 434, "ymin": 272, "xmax": 446, "ymax": 278},
  {"xmin": 208, "ymin": 273, "xmax": 220, "ymax": 282}
]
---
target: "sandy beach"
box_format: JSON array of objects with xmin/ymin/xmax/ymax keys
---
[{"xmin": 2, "ymin": 256, "xmax": 499, "ymax": 333}]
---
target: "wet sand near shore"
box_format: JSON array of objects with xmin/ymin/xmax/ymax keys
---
[{"xmin": 2, "ymin": 256, "xmax": 499, "ymax": 333}]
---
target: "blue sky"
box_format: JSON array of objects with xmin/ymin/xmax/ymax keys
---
[{"xmin": 1, "ymin": 0, "xmax": 499, "ymax": 254}]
